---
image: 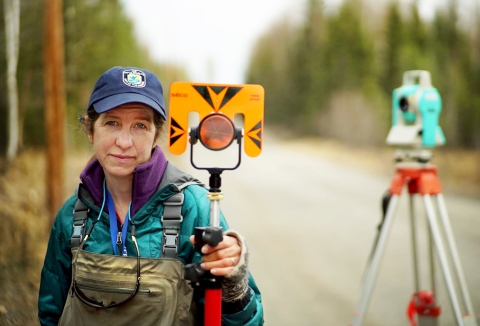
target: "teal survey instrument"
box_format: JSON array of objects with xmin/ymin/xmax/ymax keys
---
[{"xmin": 387, "ymin": 70, "xmax": 445, "ymax": 148}]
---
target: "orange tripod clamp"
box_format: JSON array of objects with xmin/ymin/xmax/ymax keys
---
[{"xmin": 389, "ymin": 165, "xmax": 442, "ymax": 196}]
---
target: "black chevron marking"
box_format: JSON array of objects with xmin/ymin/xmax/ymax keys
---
[
  {"xmin": 193, "ymin": 85, "xmax": 214, "ymax": 109},
  {"xmin": 249, "ymin": 121, "xmax": 262, "ymax": 133},
  {"xmin": 171, "ymin": 117, "xmax": 184, "ymax": 131},
  {"xmin": 210, "ymin": 86, "xmax": 226, "ymax": 94},
  {"xmin": 248, "ymin": 136, "xmax": 262, "ymax": 149},
  {"xmin": 219, "ymin": 87, "xmax": 243, "ymax": 109},
  {"xmin": 170, "ymin": 134, "xmax": 183, "ymax": 146}
]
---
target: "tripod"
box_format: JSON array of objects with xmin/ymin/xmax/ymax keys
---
[{"xmin": 351, "ymin": 150, "xmax": 478, "ymax": 326}]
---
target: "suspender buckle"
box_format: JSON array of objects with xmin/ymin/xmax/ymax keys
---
[
  {"xmin": 161, "ymin": 192, "xmax": 185, "ymax": 258},
  {"xmin": 71, "ymin": 223, "xmax": 85, "ymax": 247},
  {"xmin": 163, "ymin": 233, "xmax": 179, "ymax": 253}
]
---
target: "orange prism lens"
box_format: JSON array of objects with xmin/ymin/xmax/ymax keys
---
[{"xmin": 198, "ymin": 114, "xmax": 235, "ymax": 150}]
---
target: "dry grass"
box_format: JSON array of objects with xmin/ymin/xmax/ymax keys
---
[
  {"xmin": 0, "ymin": 149, "xmax": 91, "ymax": 326},
  {"xmin": 0, "ymin": 141, "xmax": 477, "ymax": 324},
  {"xmin": 0, "ymin": 150, "xmax": 49, "ymax": 325},
  {"xmin": 434, "ymin": 149, "xmax": 480, "ymax": 196}
]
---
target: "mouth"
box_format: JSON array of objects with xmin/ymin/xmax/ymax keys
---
[{"xmin": 110, "ymin": 154, "xmax": 134, "ymax": 163}]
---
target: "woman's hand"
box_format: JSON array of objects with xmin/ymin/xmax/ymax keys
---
[
  {"xmin": 189, "ymin": 234, "xmax": 241, "ymax": 276},
  {"xmin": 191, "ymin": 230, "xmax": 251, "ymax": 304}
]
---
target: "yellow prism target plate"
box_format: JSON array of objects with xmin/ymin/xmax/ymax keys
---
[{"xmin": 168, "ymin": 82, "xmax": 265, "ymax": 157}]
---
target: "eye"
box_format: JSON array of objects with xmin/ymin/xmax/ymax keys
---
[
  {"xmin": 135, "ymin": 123, "xmax": 147, "ymax": 129},
  {"xmin": 105, "ymin": 120, "xmax": 118, "ymax": 126}
]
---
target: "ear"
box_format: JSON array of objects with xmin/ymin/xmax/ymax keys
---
[{"xmin": 88, "ymin": 133, "xmax": 93, "ymax": 144}]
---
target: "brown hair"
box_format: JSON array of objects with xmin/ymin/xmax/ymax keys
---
[{"xmin": 79, "ymin": 106, "xmax": 166, "ymax": 140}]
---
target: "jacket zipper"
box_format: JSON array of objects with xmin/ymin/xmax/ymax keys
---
[{"xmin": 116, "ymin": 231, "xmax": 122, "ymax": 255}]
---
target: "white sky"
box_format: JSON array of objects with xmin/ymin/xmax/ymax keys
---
[{"xmin": 121, "ymin": 0, "xmax": 476, "ymax": 84}]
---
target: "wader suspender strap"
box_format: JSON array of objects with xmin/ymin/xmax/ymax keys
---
[
  {"xmin": 71, "ymin": 181, "xmax": 199, "ymax": 256},
  {"xmin": 70, "ymin": 194, "xmax": 185, "ymax": 257},
  {"xmin": 161, "ymin": 192, "xmax": 184, "ymax": 259},
  {"xmin": 161, "ymin": 181, "xmax": 199, "ymax": 259},
  {"xmin": 71, "ymin": 199, "xmax": 89, "ymax": 248}
]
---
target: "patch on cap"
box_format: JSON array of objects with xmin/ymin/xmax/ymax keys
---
[{"xmin": 122, "ymin": 69, "xmax": 146, "ymax": 88}]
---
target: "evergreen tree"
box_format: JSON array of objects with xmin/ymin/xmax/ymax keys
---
[
  {"xmin": 17, "ymin": 1, "xmax": 45, "ymax": 148},
  {"xmin": 246, "ymin": 19, "xmax": 294, "ymax": 125},
  {"xmin": 0, "ymin": 3, "xmax": 7, "ymax": 153},
  {"xmin": 399, "ymin": 2, "xmax": 434, "ymax": 75},
  {"xmin": 431, "ymin": 0, "xmax": 464, "ymax": 145},
  {"xmin": 381, "ymin": 1, "xmax": 405, "ymax": 96},
  {"xmin": 285, "ymin": 0, "xmax": 326, "ymax": 132},
  {"xmin": 470, "ymin": 4, "xmax": 480, "ymax": 147},
  {"xmin": 324, "ymin": 0, "xmax": 374, "ymax": 92}
]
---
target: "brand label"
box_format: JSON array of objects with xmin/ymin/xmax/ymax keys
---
[{"xmin": 123, "ymin": 69, "xmax": 146, "ymax": 88}]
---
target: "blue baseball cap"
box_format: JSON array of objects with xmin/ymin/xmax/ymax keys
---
[{"xmin": 87, "ymin": 66, "xmax": 166, "ymax": 119}]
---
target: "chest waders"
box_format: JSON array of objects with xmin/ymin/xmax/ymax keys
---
[{"xmin": 59, "ymin": 184, "xmax": 197, "ymax": 326}]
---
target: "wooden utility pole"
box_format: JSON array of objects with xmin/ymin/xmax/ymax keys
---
[{"xmin": 44, "ymin": 0, "xmax": 66, "ymax": 221}]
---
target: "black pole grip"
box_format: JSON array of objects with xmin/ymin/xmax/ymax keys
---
[
  {"xmin": 184, "ymin": 263, "xmax": 205, "ymax": 283},
  {"xmin": 203, "ymin": 227, "xmax": 223, "ymax": 247}
]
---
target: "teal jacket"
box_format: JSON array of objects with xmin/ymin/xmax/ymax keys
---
[{"xmin": 38, "ymin": 163, "xmax": 264, "ymax": 325}]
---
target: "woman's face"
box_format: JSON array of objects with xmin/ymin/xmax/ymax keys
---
[{"xmin": 88, "ymin": 103, "xmax": 157, "ymax": 181}]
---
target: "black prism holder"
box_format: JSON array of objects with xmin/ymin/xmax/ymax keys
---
[{"xmin": 183, "ymin": 114, "xmax": 244, "ymax": 326}]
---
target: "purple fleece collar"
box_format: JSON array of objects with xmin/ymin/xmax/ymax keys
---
[{"xmin": 79, "ymin": 146, "xmax": 168, "ymax": 215}]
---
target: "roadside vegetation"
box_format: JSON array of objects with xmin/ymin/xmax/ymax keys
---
[{"xmin": 0, "ymin": 149, "xmax": 90, "ymax": 325}]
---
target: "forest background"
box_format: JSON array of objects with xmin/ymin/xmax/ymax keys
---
[{"xmin": 0, "ymin": 0, "xmax": 479, "ymax": 324}]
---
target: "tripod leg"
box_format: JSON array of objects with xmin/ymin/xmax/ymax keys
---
[
  {"xmin": 428, "ymin": 222, "xmax": 436, "ymax": 297},
  {"xmin": 409, "ymin": 194, "xmax": 421, "ymax": 293},
  {"xmin": 422, "ymin": 195, "xmax": 473, "ymax": 326},
  {"xmin": 351, "ymin": 194, "xmax": 401, "ymax": 326},
  {"xmin": 435, "ymin": 194, "xmax": 478, "ymax": 325},
  {"xmin": 408, "ymin": 195, "xmax": 440, "ymax": 326},
  {"xmin": 409, "ymin": 194, "xmax": 437, "ymax": 326}
]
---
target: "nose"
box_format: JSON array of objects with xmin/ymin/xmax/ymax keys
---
[{"xmin": 115, "ymin": 127, "xmax": 133, "ymax": 149}]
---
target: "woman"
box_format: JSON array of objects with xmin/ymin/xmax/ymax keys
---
[{"xmin": 38, "ymin": 66, "xmax": 264, "ymax": 325}]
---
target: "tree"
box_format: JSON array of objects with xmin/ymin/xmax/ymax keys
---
[
  {"xmin": 17, "ymin": 1, "xmax": 46, "ymax": 148},
  {"xmin": 431, "ymin": 0, "xmax": 465, "ymax": 146},
  {"xmin": 324, "ymin": 0, "xmax": 374, "ymax": 92},
  {"xmin": 286, "ymin": 0, "xmax": 326, "ymax": 132},
  {"xmin": 399, "ymin": 2, "xmax": 435, "ymax": 74},
  {"xmin": 3, "ymin": 0, "xmax": 20, "ymax": 161},
  {"xmin": 246, "ymin": 18, "xmax": 296, "ymax": 125},
  {"xmin": 246, "ymin": 0, "xmax": 327, "ymax": 133},
  {"xmin": 470, "ymin": 2, "xmax": 480, "ymax": 147},
  {"xmin": 381, "ymin": 1, "xmax": 405, "ymax": 96}
]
